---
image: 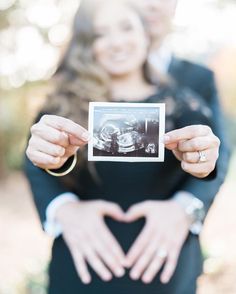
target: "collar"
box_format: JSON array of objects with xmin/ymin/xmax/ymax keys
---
[{"xmin": 148, "ymin": 42, "xmax": 173, "ymax": 74}]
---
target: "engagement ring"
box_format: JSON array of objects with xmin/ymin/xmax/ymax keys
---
[
  {"xmin": 198, "ymin": 151, "xmax": 207, "ymax": 163},
  {"xmin": 157, "ymin": 248, "xmax": 168, "ymax": 259}
]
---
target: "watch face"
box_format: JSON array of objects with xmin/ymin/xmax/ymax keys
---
[
  {"xmin": 187, "ymin": 200, "xmax": 205, "ymax": 223},
  {"xmin": 194, "ymin": 206, "xmax": 205, "ymax": 221}
]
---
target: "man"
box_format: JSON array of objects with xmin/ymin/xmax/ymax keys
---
[
  {"xmin": 137, "ymin": 0, "xmax": 230, "ymax": 213},
  {"xmin": 138, "ymin": 0, "xmax": 231, "ymax": 290}
]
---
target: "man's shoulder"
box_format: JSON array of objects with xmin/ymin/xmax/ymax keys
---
[
  {"xmin": 171, "ymin": 57, "xmax": 214, "ymax": 80},
  {"xmin": 169, "ymin": 57, "xmax": 217, "ymax": 98}
]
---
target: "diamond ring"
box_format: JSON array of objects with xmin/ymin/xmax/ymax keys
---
[
  {"xmin": 198, "ymin": 151, "xmax": 207, "ymax": 163},
  {"xmin": 157, "ymin": 248, "xmax": 168, "ymax": 259}
]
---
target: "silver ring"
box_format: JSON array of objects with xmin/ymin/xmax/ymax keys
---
[
  {"xmin": 198, "ymin": 151, "xmax": 207, "ymax": 163},
  {"xmin": 157, "ymin": 248, "xmax": 168, "ymax": 259}
]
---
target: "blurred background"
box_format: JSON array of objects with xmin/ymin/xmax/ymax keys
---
[{"xmin": 0, "ymin": 0, "xmax": 236, "ymax": 293}]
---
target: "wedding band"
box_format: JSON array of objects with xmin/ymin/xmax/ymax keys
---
[
  {"xmin": 198, "ymin": 151, "xmax": 207, "ymax": 163},
  {"xmin": 157, "ymin": 248, "xmax": 168, "ymax": 259}
]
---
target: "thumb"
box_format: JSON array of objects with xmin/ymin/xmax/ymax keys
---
[
  {"xmin": 165, "ymin": 142, "xmax": 178, "ymax": 151},
  {"xmin": 64, "ymin": 145, "xmax": 79, "ymax": 158},
  {"xmin": 125, "ymin": 202, "xmax": 148, "ymax": 222},
  {"xmin": 69, "ymin": 134, "xmax": 90, "ymax": 147}
]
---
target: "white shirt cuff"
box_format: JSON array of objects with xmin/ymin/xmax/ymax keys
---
[{"xmin": 43, "ymin": 192, "xmax": 79, "ymax": 238}]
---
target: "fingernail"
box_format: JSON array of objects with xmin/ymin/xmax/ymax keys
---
[
  {"xmin": 163, "ymin": 135, "xmax": 171, "ymax": 143},
  {"xmin": 142, "ymin": 276, "xmax": 151, "ymax": 284},
  {"xmin": 52, "ymin": 157, "xmax": 60, "ymax": 164},
  {"xmin": 130, "ymin": 271, "xmax": 139, "ymax": 280},
  {"xmin": 61, "ymin": 131, "xmax": 68, "ymax": 140},
  {"xmin": 83, "ymin": 277, "xmax": 91, "ymax": 284},
  {"xmin": 82, "ymin": 132, "xmax": 90, "ymax": 141},
  {"xmin": 103, "ymin": 272, "xmax": 112, "ymax": 281},
  {"xmin": 161, "ymin": 276, "xmax": 169, "ymax": 284},
  {"xmin": 116, "ymin": 268, "xmax": 125, "ymax": 277}
]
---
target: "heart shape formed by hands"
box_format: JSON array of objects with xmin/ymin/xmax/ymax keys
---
[
  {"xmin": 103, "ymin": 200, "xmax": 190, "ymax": 284},
  {"xmin": 59, "ymin": 199, "xmax": 189, "ymax": 285}
]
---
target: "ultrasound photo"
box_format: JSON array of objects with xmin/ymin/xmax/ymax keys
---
[{"xmin": 88, "ymin": 102, "xmax": 165, "ymax": 162}]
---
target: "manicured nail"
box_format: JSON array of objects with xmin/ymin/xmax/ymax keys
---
[
  {"xmin": 82, "ymin": 132, "xmax": 90, "ymax": 141},
  {"xmin": 104, "ymin": 273, "xmax": 112, "ymax": 281},
  {"xmin": 52, "ymin": 157, "xmax": 60, "ymax": 164},
  {"xmin": 82, "ymin": 276, "xmax": 91, "ymax": 284},
  {"xmin": 161, "ymin": 276, "xmax": 169, "ymax": 284},
  {"xmin": 116, "ymin": 268, "xmax": 125, "ymax": 277},
  {"xmin": 61, "ymin": 131, "xmax": 68, "ymax": 139},
  {"xmin": 130, "ymin": 271, "xmax": 139, "ymax": 280},
  {"xmin": 142, "ymin": 276, "xmax": 151, "ymax": 284},
  {"xmin": 163, "ymin": 135, "xmax": 171, "ymax": 143}
]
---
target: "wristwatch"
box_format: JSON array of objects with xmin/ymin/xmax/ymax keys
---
[{"xmin": 173, "ymin": 192, "xmax": 205, "ymax": 235}]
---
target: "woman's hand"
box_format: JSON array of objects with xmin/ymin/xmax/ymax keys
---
[
  {"xmin": 164, "ymin": 125, "xmax": 220, "ymax": 178},
  {"xmin": 124, "ymin": 200, "xmax": 190, "ymax": 284},
  {"xmin": 26, "ymin": 115, "xmax": 90, "ymax": 170},
  {"xmin": 55, "ymin": 200, "xmax": 126, "ymax": 284}
]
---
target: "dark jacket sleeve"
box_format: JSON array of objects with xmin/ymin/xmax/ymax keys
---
[
  {"xmin": 24, "ymin": 113, "xmax": 76, "ymax": 227},
  {"xmin": 170, "ymin": 60, "xmax": 231, "ymax": 214},
  {"xmin": 24, "ymin": 155, "xmax": 70, "ymax": 226}
]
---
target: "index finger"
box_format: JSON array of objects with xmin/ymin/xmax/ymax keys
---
[
  {"xmin": 126, "ymin": 224, "xmax": 151, "ymax": 267},
  {"xmin": 101, "ymin": 222, "xmax": 126, "ymax": 263},
  {"xmin": 164, "ymin": 125, "xmax": 211, "ymax": 145},
  {"xmin": 41, "ymin": 115, "xmax": 90, "ymax": 142},
  {"xmin": 160, "ymin": 249, "xmax": 179, "ymax": 284}
]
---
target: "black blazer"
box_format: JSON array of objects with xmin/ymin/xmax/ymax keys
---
[{"xmin": 167, "ymin": 57, "xmax": 231, "ymax": 211}]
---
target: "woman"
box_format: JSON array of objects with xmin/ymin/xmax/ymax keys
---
[{"xmin": 25, "ymin": 0, "xmax": 220, "ymax": 293}]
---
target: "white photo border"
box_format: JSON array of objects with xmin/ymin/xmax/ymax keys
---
[{"xmin": 88, "ymin": 102, "xmax": 165, "ymax": 162}]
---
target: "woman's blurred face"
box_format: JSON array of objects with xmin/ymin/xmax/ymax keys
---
[
  {"xmin": 92, "ymin": 2, "xmax": 149, "ymax": 77},
  {"xmin": 138, "ymin": 0, "xmax": 177, "ymax": 40}
]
